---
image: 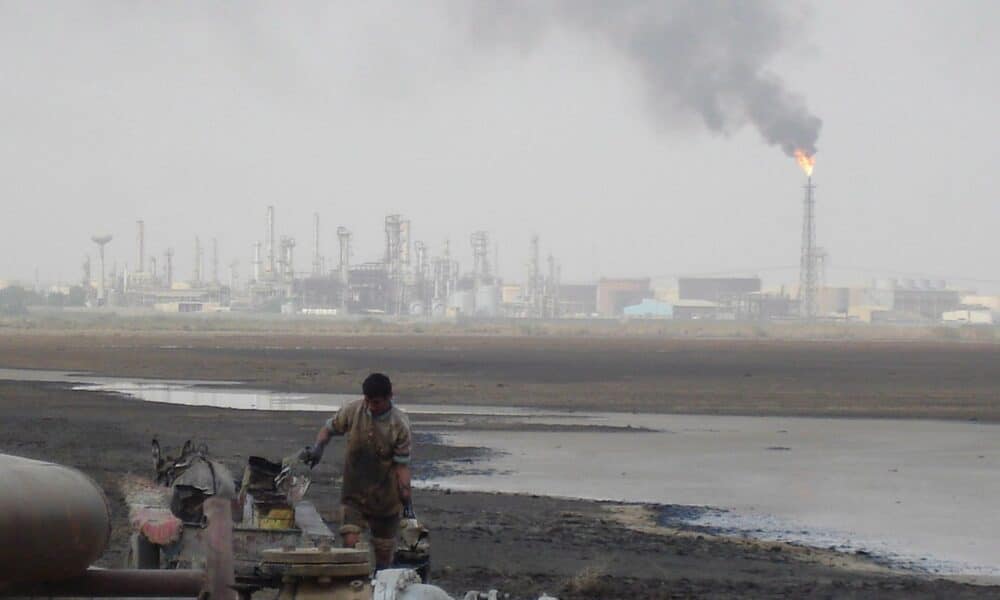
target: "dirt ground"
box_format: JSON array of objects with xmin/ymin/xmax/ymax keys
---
[
  {"xmin": 1, "ymin": 331, "xmax": 998, "ymax": 420},
  {"xmin": 1, "ymin": 330, "xmax": 999, "ymax": 598}
]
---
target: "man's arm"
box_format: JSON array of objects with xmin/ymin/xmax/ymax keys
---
[
  {"xmin": 302, "ymin": 414, "xmax": 345, "ymax": 466},
  {"xmin": 393, "ymin": 415, "xmax": 414, "ymax": 517},
  {"xmin": 396, "ymin": 464, "xmax": 412, "ymax": 503},
  {"xmin": 396, "ymin": 463, "xmax": 414, "ymax": 518},
  {"xmin": 314, "ymin": 423, "xmax": 334, "ymax": 450}
]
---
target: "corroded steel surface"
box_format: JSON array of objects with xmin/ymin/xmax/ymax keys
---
[
  {"xmin": 5, "ymin": 568, "xmax": 205, "ymax": 597},
  {"xmin": 203, "ymin": 496, "xmax": 237, "ymax": 600},
  {"xmin": 0, "ymin": 454, "xmax": 111, "ymax": 585}
]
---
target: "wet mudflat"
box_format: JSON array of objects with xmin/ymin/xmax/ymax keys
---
[
  {"xmin": 1, "ymin": 331, "xmax": 998, "ymax": 420},
  {"xmin": 5, "ymin": 366, "xmax": 996, "ymax": 576},
  {"xmin": 0, "ymin": 380, "xmax": 993, "ymax": 599},
  {"xmin": 425, "ymin": 415, "xmax": 1000, "ymax": 576},
  {"xmin": 0, "ymin": 389, "xmax": 992, "ymax": 598}
]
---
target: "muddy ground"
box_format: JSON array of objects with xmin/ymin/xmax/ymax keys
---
[
  {"xmin": 1, "ymin": 331, "xmax": 998, "ymax": 420},
  {"xmin": 1, "ymin": 331, "xmax": 999, "ymax": 598}
]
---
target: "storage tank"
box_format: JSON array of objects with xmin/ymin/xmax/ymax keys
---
[
  {"xmin": 448, "ymin": 291, "xmax": 475, "ymax": 316},
  {"xmin": 474, "ymin": 285, "xmax": 500, "ymax": 317}
]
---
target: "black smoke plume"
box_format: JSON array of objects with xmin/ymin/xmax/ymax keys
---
[{"xmin": 460, "ymin": 0, "xmax": 822, "ymax": 156}]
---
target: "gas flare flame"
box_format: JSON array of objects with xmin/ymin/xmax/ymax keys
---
[{"xmin": 794, "ymin": 149, "xmax": 816, "ymax": 177}]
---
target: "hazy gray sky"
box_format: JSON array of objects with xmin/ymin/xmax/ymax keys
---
[{"xmin": 1, "ymin": 1, "xmax": 997, "ymax": 291}]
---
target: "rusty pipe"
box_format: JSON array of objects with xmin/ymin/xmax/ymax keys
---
[
  {"xmin": 203, "ymin": 496, "xmax": 237, "ymax": 600},
  {"xmin": 0, "ymin": 454, "xmax": 112, "ymax": 585},
  {"xmin": 3, "ymin": 569, "xmax": 205, "ymax": 597}
]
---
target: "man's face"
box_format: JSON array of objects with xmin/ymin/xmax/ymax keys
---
[{"xmin": 365, "ymin": 394, "xmax": 392, "ymax": 417}]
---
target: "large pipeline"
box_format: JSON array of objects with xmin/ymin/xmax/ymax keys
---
[
  {"xmin": 5, "ymin": 569, "xmax": 205, "ymax": 597},
  {"xmin": 0, "ymin": 454, "xmax": 112, "ymax": 586}
]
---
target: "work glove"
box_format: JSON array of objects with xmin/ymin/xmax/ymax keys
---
[
  {"xmin": 402, "ymin": 499, "xmax": 416, "ymax": 520},
  {"xmin": 299, "ymin": 445, "xmax": 323, "ymax": 468}
]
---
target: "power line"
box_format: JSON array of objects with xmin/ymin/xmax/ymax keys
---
[
  {"xmin": 826, "ymin": 265, "xmax": 1000, "ymax": 285},
  {"xmin": 648, "ymin": 265, "xmax": 999, "ymax": 286},
  {"xmin": 650, "ymin": 266, "xmax": 798, "ymax": 279}
]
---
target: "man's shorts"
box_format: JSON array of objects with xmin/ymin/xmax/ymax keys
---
[{"xmin": 340, "ymin": 504, "xmax": 400, "ymax": 540}]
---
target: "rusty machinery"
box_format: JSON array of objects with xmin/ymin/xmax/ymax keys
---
[
  {"xmin": 0, "ymin": 452, "xmax": 510, "ymax": 600},
  {"xmin": 0, "ymin": 453, "xmax": 234, "ymax": 598}
]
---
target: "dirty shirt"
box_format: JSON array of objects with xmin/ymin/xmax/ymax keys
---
[{"xmin": 325, "ymin": 398, "xmax": 411, "ymax": 517}]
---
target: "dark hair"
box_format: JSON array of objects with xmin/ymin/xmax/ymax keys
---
[{"xmin": 362, "ymin": 373, "xmax": 392, "ymax": 399}]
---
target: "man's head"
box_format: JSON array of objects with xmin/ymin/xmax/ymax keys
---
[{"xmin": 362, "ymin": 372, "xmax": 393, "ymax": 416}]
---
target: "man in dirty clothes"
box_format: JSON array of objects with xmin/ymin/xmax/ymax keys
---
[{"xmin": 302, "ymin": 373, "xmax": 413, "ymax": 570}]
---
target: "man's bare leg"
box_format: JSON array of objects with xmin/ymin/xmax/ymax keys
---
[{"xmin": 371, "ymin": 537, "xmax": 396, "ymax": 570}]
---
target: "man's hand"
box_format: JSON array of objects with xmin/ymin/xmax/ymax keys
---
[
  {"xmin": 304, "ymin": 422, "xmax": 335, "ymax": 468},
  {"xmin": 299, "ymin": 445, "xmax": 323, "ymax": 468},
  {"xmin": 402, "ymin": 499, "xmax": 416, "ymax": 520}
]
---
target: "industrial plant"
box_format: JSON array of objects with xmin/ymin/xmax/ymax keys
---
[
  {"xmin": 75, "ymin": 207, "xmax": 538, "ymax": 319},
  {"xmin": 2, "ymin": 172, "xmax": 994, "ymax": 327}
]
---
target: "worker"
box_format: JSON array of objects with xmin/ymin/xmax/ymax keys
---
[{"xmin": 301, "ymin": 373, "xmax": 413, "ymax": 571}]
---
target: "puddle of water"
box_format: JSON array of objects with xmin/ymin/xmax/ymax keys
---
[
  {"xmin": 0, "ymin": 368, "xmax": 239, "ymax": 387},
  {"xmin": 0, "ymin": 367, "xmax": 354, "ymax": 411},
  {"xmin": 3, "ymin": 367, "xmax": 998, "ymax": 575},
  {"xmin": 71, "ymin": 381, "xmax": 358, "ymax": 412},
  {"xmin": 421, "ymin": 415, "xmax": 1000, "ymax": 576},
  {"xmin": 0, "ymin": 368, "xmax": 575, "ymax": 418}
]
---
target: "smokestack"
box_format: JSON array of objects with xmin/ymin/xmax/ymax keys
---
[
  {"xmin": 798, "ymin": 177, "xmax": 818, "ymax": 319},
  {"xmin": 194, "ymin": 236, "xmax": 202, "ymax": 285},
  {"xmin": 528, "ymin": 234, "xmax": 540, "ymax": 316},
  {"xmin": 554, "ymin": 263, "xmax": 561, "ymax": 317},
  {"xmin": 135, "ymin": 220, "xmax": 145, "ymax": 275},
  {"xmin": 414, "ymin": 241, "xmax": 427, "ymax": 282},
  {"xmin": 252, "ymin": 242, "xmax": 262, "ymax": 282},
  {"xmin": 278, "ymin": 236, "xmax": 295, "ymax": 280},
  {"xmin": 494, "ymin": 241, "xmax": 500, "ymax": 284},
  {"xmin": 384, "ymin": 215, "xmax": 405, "ymax": 314},
  {"xmin": 211, "ymin": 238, "xmax": 219, "ymax": 285},
  {"xmin": 165, "ymin": 248, "xmax": 174, "ymax": 289},
  {"xmin": 337, "ymin": 226, "xmax": 351, "ymax": 312},
  {"xmin": 471, "ymin": 231, "xmax": 490, "ymax": 288},
  {"xmin": 444, "ymin": 239, "xmax": 458, "ymax": 296},
  {"xmin": 337, "ymin": 227, "xmax": 351, "ymax": 284},
  {"xmin": 384, "ymin": 214, "xmax": 400, "ymax": 266},
  {"xmin": 266, "ymin": 205, "xmax": 275, "ymax": 277},
  {"xmin": 312, "ymin": 213, "xmax": 322, "ymax": 277},
  {"xmin": 400, "ymin": 220, "xmax": 411, "ymax": 266}
]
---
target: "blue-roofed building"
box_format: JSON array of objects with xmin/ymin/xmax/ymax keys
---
[{"xmin": 623, "ymin": 298, "xmax": 673, "ymax": 318}]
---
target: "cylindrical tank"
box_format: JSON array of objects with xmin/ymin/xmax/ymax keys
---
[
  {"xmin": 474, "ymin": 285, "xmax": 499, "ymax": 317},
  {"xmin": 447, "ymin": 291, "xmax": 475, "ymax": 316},
  {"xmin": 0, "ymin": 454, "xmax": 112, "ymax": 585}
]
